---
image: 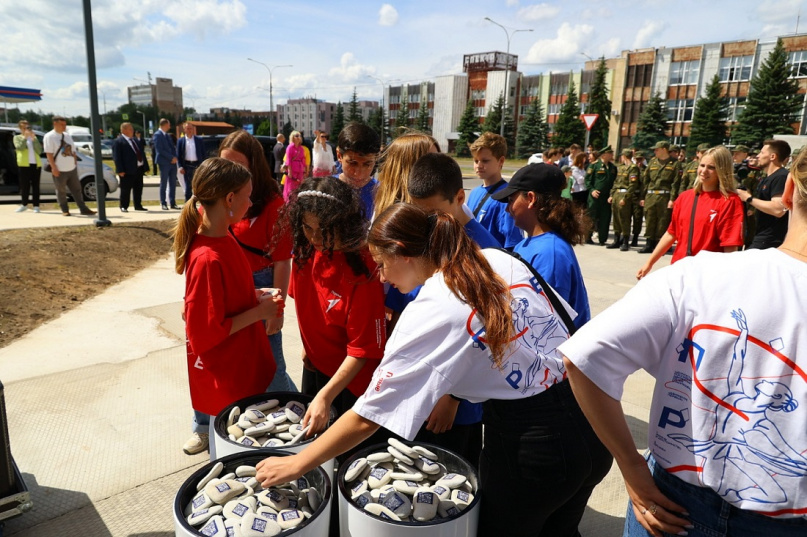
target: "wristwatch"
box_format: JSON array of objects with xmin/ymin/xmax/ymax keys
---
[{"xmin": 747, "ymin": 195, "xmax": 754, "ymax": 204}]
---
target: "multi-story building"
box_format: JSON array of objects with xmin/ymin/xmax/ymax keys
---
[
  {"xmin": 276, "ymin": 98, "xmax": 378, "ymax": 137},
  {"xmin": 127, "ymin": 77, "xmax": 183, "ymax": 116}
]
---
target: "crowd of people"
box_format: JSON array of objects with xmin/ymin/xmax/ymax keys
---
[{"xmin": 167, "ymin": 121, "xmax": 804, "ymax": 536}]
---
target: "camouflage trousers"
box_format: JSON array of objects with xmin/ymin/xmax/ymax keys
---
[
  {"xmin": 643, "ymin": 193, "xmax": 672, "ymax": 240},
  {"xmin": 611, "ymin": 192, "xmax": 633, "ymax": 236}
]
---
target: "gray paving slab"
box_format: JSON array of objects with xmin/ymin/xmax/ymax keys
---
[{"xmin": 0, "ymin": 208, "xmax": 670, "ymax": 535}]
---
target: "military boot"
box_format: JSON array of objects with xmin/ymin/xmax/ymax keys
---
[
  {"xmin": 606, "ymin": 234, "xmax": 622, "ymax": 249},
  {"xmin": 630, "ymin": 234, "xmax": 639, "ymax": 247},
  {"xmin": 638, "ymin": 239, "xmax": 656, "ymax": 254},
  {"xmin": 620, "ymin": 236, "xmax": 630, "ymax": 251}
]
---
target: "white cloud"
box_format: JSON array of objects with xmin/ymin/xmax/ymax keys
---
[
  {"xmin": 328, "ymin": 53, "xmax": 376, "ymax": 82},
  {"xmin": 598, "ymin": 37, "xmax": 622, "ymax": 58},
  {"xmin": 425, "ymin": 55, "xmax": 464, "ymax": 77},
  {"xmin": 507, "ymin": 0, "xmax": 520, "ymax": 6},
  {"xmin": 757, "ymin": 0, "xmax": 802, "ymax": 24},
  {"xmin": 517, "ymin": 3, "xmax": 561, "ymax": 22},
  {"xmin": 632, "ymin": 21, "xmax": 664, "ymax": 49},
  {"xmin": 50, "ymin": 82, "xmax": 90, "ymax": 101},
  {"xmin": 525, "ymin": 23, "xmax": 594, "ymax": 64},
  {"xmin": 581, "ymin": 6, "xmax": 613, "ymax": 20},
  {"xmin": 379, "ymin": 4, "xmax": 399, "ymax": 26}
]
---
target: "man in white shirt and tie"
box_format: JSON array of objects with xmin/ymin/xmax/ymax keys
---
[
  {"xmin": 112, "ymin": 122, "xmax": 150, "ymax": 212},
  {"xmin": 177, "ymin": 122, "xmax": 205, "ymax": 202}
]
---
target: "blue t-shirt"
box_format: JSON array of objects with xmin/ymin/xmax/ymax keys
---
[
  {"xmin": 384, "ymin": 218, "xmax": 500, "ymax": 425},
  {"xmin": 513, "ymin": 232, "xmax": 591, "ymax": 329},
  {"xmin": 334, "ymin": 175, "xmax": 377, "ymax": 221},
  {"xmin": 467, "ymin": 180, "xmax": 524, "ymax": 249}
]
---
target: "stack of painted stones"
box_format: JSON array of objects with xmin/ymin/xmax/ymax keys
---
[
  {"xmin": 343, "ymin": 438, "xmax": 475, "ymax": 523},
  {"xmin": 225, "ymin": 399, "xmax": 313, "ymax": 449}
]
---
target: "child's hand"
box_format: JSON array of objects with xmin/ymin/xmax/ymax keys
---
[{"xmin": 257, "ymin": 292, "xmax": 284, "ymax": 320}]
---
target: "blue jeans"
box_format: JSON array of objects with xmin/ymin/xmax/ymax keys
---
[
  {"xmin": 191, "ymin": 411, "xmax": 216, "ymax": 461},
  {"xmin": 159, "ymin": 163, "xmax": 177, "ymax": 205},
  {"xmin": 252, "ymin": 267, "xmax": 297, "ymax": 393},
  {"xmin": 623, "ymin": 455, "xmax": 807, "ymax": 537}
]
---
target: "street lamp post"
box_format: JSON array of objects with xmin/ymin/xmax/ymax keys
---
[
  {"xmin": 484, "ymin": 17, "xmax": 532, "ymax": 138},
  {"xmin": 247, "ymin": 58, "xmax": 292, "ymax": 137}
]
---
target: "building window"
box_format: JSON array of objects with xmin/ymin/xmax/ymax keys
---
[
  {"xmin": 471, "ymin": 89, "xmax": 486, "ymax": 100},
  {"xmin": 669, "ymin": 60, "xmax": 700, "ymax": 85},
  {"xmin": 721, "ymin": 97, "xmax": 746, "ymax": 121},
  {"xmin": 409, "ymin": 109, "xmax": 418, "ymax": 119},
  {"xmin": 411, "ymin": 94, "xmax": 420, "ymax": 103},
  {"xmin": 550, "ymin": 80, "xmax": 567, "ymax": 96},
  {"xmin": 667, "ymin": 99, "xmax": 694, "ymax": 122},
  {"xmin": 520, "ymin": 105, "xmax": 529, "ymax": 115},
  {"xmin": 719, "ymin": 56, "xmax": 753, "ymax": 82},
  {"xmin": 547, "ymin": 103, "xmax": 562, "ymax": 115},
  {"xmin": 788, "ymin": 50, "xmax": 807, "ymax": 77},
  {"xmin": 521, "ymin": 85, "xmax": 540, "ymax": 97},
  {"xmin": 476, "ymin": 107, "xmax": 486, "ymax": 117},
  {"xmin": 428, "ymin": 93, "xmax": 434, "ymax": 102}
]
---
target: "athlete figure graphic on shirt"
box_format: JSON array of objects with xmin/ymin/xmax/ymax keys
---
[
  {"xmin": 507, "ymin": 295, "xmax": 566, "ymax": 393},
  {"xmin": 669, "ymin": 309, "xmax": 807, "ymax": 506}
]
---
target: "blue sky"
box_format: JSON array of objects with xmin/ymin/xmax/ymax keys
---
[{"xmin": 1, "ymin": 0, "xmax": 804, "ymax": 117}]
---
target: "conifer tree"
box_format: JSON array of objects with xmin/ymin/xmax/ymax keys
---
[
  {"xmin": 456, "ymin": 100, "xmax": 479, "ymax": 157},
  {"xmin": 687, "ymin": 74, "xmax": 727, "ymax": 154},
  {"xmin": 394, "ymin": 91, "xmax": 409, "ymax": 138},
  {"xmin": 482, "ymin": 93, "xmax": 504, "ymax": 134},
  {"xmin": 347, "ymin": 88, "xmax": 363, "ymax": 123},
  {"xmin": 552, "ymin": 79, "xmax": 586, "ymax": 148},
  {"xmin": 632, "ymin": 93, "xmax": 668, "ymax": 150},
  {"xmin": 516, "ymin": 98, "xmax": 550, "ymax": 158},
  {"xmin": 330, "ymin": 102, "xmax": 345, "ymax": 139},
  {"xmin": 416, "ymin": 100, "xmax": 431, "ymax": 134},
  {"xmin": 588, "ymin": 58, "xmax": 612, "ymax": 149},
  {"xmin": 733, "ymin": 39, "xmax": 802, "ymax": 145}
]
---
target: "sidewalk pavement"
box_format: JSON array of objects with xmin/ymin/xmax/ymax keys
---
[{"xmin": 0, "ymin": 201, "xmax": 669, "ymax": 536}]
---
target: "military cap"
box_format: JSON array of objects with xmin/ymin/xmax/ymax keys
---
[
  {"xmin": 561, "ymin": 165, "xmax": 572, "ymax": 173},
  {"xmin": 670, "ymin": 145, "xmax": 681, "ymax": 152},
  {"xmin": 749, "ymin": 148, "xmax": 759, "ymax": 156},
  {"xmin": 599, "ymin": 145, "xmax": 613, "ymax": 153},
  {"xmin": 621, "ymin": 148, "xmax": 633, "ymax": 157},
  {"xmin": 653, "ymin": 141, "xmax": 670, "ymax": 150},
  {"xmin": 634, "ymin": 150, "xmax": 647, "ymax": 158},
  {"xmin": 733, "ymin": 144, "xmax": 750, "ymax": 153},
  {"xmin": 697, "ymin": 143, "xmax": 710, "ymax": 152}
]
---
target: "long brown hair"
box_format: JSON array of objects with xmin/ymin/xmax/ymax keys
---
[
  {"xmin": 374, "ymin": 131, "xmax": 440, "ymax": 216},
  {"xmin": 522, "ymin": 191, "xmax": 591, "ymax": 245},
  {"xmin": 219, "ymin": 130, "xmax": 279, "ymax": 218},
  {"xmin": 369, "ymin": 204, "xmax": 514, "ymax": 368},
  {"xmin": 172, "ymin": 157, "xmax": 252, "ymax": 274}
]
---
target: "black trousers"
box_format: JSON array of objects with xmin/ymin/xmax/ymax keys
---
[
  {"xmin": 119, "ymin": 170, "xmax": 144, "ymax": 209},
  {"xmin": 19, "ymin": 165, "xmax": 41, "ymax": 206},
  {"xmin": 415, "ymin": 420, "xmax": 483, "ymax": 471},
  {"xmin": 479, "ymin": 380, "xmax": 613, "ymax": 537}
]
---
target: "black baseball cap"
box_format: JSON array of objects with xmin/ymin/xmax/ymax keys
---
[{"xmin": 491, "ymin": 163, "xmax": 566, "ymax": 201}]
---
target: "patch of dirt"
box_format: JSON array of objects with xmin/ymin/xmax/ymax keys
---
[{"xmin": 0, "ymin": 220, "xmax": 176, "ymax": 348}]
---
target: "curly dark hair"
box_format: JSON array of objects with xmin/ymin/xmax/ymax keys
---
[
  {"xmin": 524, "ymin": 191, "xmax": 592, "ymax": 245},
  {"xmin": 280, "ymin": 176, "xmax": 370, "ymax": 277}
]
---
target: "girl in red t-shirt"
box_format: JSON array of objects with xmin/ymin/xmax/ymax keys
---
[
  {"xmin": 220, "ymin": 131, "xmax": 296, "ymax": 393},
  {"xmin": 172, "ymin": 157, "xmax": 284, "ymax": 458},
  {"xmin": 283, "ymin": 176, "xmax": 387, "ymax": 436}
]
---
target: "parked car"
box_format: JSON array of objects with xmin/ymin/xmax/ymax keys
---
[
  {"xmin": 199, "ymin": 134, "xmax": 283, "ymax": 176},
  {"xmin": 527, "ymin": 152, "xmax": 544, "ymax": 165},
  {"xmin": 0, "ymin": 126, "xmax": 118, "ymax": 201},
  {"xmin": 99, "ymin": 140, "xmax": 114, "ymax": 159}
]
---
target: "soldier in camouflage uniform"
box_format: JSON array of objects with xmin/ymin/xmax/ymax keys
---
[
  {"xmin": 741, "ymin": 149, "xmax": 764, "ymax": 249},
  {"xmin": 672, "ymin": 143, "xmax": 709, "ymax": 201},
  {"xmin": 607, "ymin": 148, "xmax": 640, "ymax": 251},
  {"xmin": 630, "ymin": 150, "xmax": 647, "ymax": 246},
  {"xmin": 638, "ymin": 141, "xmax": 682, "ymax": 253},
  {"xmin": 585, "ymin": 146, "xmax": 618, "ymax": 245}
]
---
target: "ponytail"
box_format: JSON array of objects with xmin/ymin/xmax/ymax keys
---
[
  {"xmin": 171, "ymin": 157, "xmax": 252, "ymax": 274},
  {"xmin": 369, "ymin": 204, "xmax": 514, "ymax": 368}
]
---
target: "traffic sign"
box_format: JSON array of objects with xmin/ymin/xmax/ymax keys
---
[
  {"xmin": 581, "ymin": 114, "xmax": 599, "ymax": 131},
  {"xmin": 121, "ymin": 113, "xmax": 129, "ymax": 120}
]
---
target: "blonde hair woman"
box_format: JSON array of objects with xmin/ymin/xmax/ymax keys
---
[
  {"xmin": 637, "ymin": 146, "xmax": 744, "ymax": 279},
  {"xmin": 373, "ymin": 131, "xmax": 440, "ymax": 218}
]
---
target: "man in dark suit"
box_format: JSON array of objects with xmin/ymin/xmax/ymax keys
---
[
  {"xmin": 177, "ymin": 122, "xmax": 206, "ymax": 202},
  {"xmin": 112, "ymin": 122, "xmax": 150, "ymax": 212},
  {"xmin": 153, "ymin": 118, "xmax": 178, "ymax": 210}
]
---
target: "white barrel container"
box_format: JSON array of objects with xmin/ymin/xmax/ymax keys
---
[
  {"xmin": 174, "ymin": 450, "xmax": 331, "ymax": 537},
  {"xmin": 213, "ymin": 391, "xmax": 337, "ymax": 476},
  {"xmin": 337, "ymin": 443, "xmax": 480, "ymax": 537}
]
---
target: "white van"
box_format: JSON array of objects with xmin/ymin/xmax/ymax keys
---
[{"xmin": 66, "ymin": 125, "xmax": 95, "ymax": 156}]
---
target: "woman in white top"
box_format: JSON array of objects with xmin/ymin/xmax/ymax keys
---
[
  {"xmin": 570, "ymin": 152, "xmax": 589, "ymax": 208},
  {"xmin": 561, "ymin": 152, "xmax": 807, "ymax": 536},
  {"xmin": 311, "ymin": 131, "xmax": 335, "ymax": 177},
  {"xmin": 256, "ymin": 203, "xmax": 612, "ymax": 536}
]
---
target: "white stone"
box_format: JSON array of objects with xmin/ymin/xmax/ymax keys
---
[
  {"xmin": 248, "ymin": 399, "xmax": 279, "ymax": 412},
  {"xmin": 381, "ymin": 490, "xmax": 412, "ymax": 518},
  {"xmin": 268, "ymin": 410, "xmax": 288, "ymax": 425},
  {"xmin": 262, "ymin": 438, "xmax": 285, "ymax": 448},
  {"xmin": 307, "ymin": 487, "xmax": 322, "ymax": 511},
  {"xmin": 436, "ymin": 472, "xmax": 466, "ymax": 489},
  {"xmin": 276, "ymin": 431, "xmax": 294, "ymax": 441},
  {"xmin": 223, "ymin": 496, "xmax": 257, "ymax": 521},
  {"xmin": 367, "ymin": 451, "xmax": 394, "ymax": 463},
  {"xmin": 344, "ymin": 457, "xmax": 369, "ymax": 482},
  {"xmin": 224, "ymin": 517, "xmax": 244, "ymax": 537},
  {"xmin": 240, "ymin": 511, "xmax": 282, "ymax": 537},
  {"xmin": 415, "ymin": 456, "xmax": 441, "ymax": 475},
  {"xmin": 273, "ymin": 422, "xmax": 291, "ymax": 433},
  {"xmin": 287, "ymin": 424, "xmax": 310, "ymax": 446},
  {"xmin": 187, "ymin": 505, "xmax": 223, "ymax": 526},
  {"xmin": 389, "ymin": 469, "xmax": 423, "ymax": 481},
  {"xmin": 437, "ymin": 499, "xmax": 462, "ymax": 519},
  {"xmin": 413, "ymin": 487, "xmax": 439, "ymax": 522},
  {"xmin": 451, "ymin": 488, "xmax": 473, "ymax": 511},
  {"xmin": 198, "ymin": 514, "xmax": 227, "ymax": 536},
  {"xmin": 367, "ymin": 463, "xmax": 394, "ymax": 489},
  {"xmin": 256, "ymin": 488, "xmax": 289, "ymax": 511},
  {"xmin": 430, "ymin": 483, "xmax": 451, "ymax": 501},
  {"xmin": 256, "ymin": 506, "xmax": 278, "ymax": 519},
  {"xmin": 387, "ymin": 445, "xmax": 414, "ymax": 465},
  {"xmin": 236, "ymin": 465, "xmax": 257, "ymax": 478},
  {"xmin": 227, "ymin": 406, "xmax": 241, "ymax": 428},
  {"xmin": 284, "ymin": 401, "xmax": 306, "ymax": 423},
  {"xmin": 388, "ymin": 438, "xmax": 419, "ymax": 458},
  {"xmin": 197, "ymin": 462, "xmax": 224, "ymax": 491},
  {"xmin": 243, "ymin": 409, "xmax": 266, "ymax": 423},
  {"xmin": 228, "ymin": 434, "xmax": 237, "ymax": 442},
  {"xmin": 237, "ymin": 436, "xmax": 260, "ymax": 448},
  {"xmin": 293, "ymin": 476, "xmax": 309, "ymax": 491},
  {"xmin": 206, "ymin": 479, "xmax": 247, "ymax": 505},
  {"xmin": 352, "ymin": 490, "xmax": 374, "ymax": 509},
  {"xmin": 277, "ymin": 508, "xmax": 304, "ymax": 529},
  {"xmin": 391, "ymin": 479, "xmax": 420, "ymax": 495},
  {"xmin": 363, "ymin": 502, "xmax": 401, "ymax": 521},
  {"xmin": 237, "ymin": 414, "xmax": 254, "ymax": 430},
  {"xmin": 189, "ymin": 490, "xmax": 213, "ymax": 512},
  {"xmin": 349, "ymin": 479, "xmax": 368, "ymax": 498},
  {"xmin": 244, "ymin": 422, "xmax": 275, "ymax": 437},
  {"xmin": 412, "ymin": 445, "xmax": 438, "ymax": 460}
]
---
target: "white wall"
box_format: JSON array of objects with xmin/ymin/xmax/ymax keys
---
[{"xmin": 432, "ymin": 75, "xmax": 469, "ymax": 152}]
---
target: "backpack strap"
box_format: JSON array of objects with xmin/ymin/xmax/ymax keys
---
[{"xmin": 228, "ymin": 227, "xmax": 273, "ymax": 261}]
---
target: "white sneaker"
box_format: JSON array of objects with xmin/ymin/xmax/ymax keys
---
[
  {"xmin": 183, "ymin": 432, "xmax": 209, "ymax": 455},
  {"xmin": 15, "ymin": 205, "xmax": 27, "ymax": 213},
  {"xmin": 33, "ymin": 207, "xmax": 40, "ymax": 213}
]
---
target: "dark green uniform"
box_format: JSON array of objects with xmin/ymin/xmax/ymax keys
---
[
  {"xmin": 631, "ymin": 160, "xmax": 646, "ymax": 243},
  {"xmin": 743, "ymin": 167, "xmax": 764, "ymax": 248},
  {"xmin": 610, "ymin": 162, "xmax": 639, "ymax": 237},
  {"xmin": 672, "ymin": 159, "xmax": 698, "ymax": 201},
  {"xmin": 641, "ymin": 157, "xmax": 681, "ymax": 240},
  {"xmin": 586, "ymin": 159, "xmax": 618, "ymax": 244}
]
